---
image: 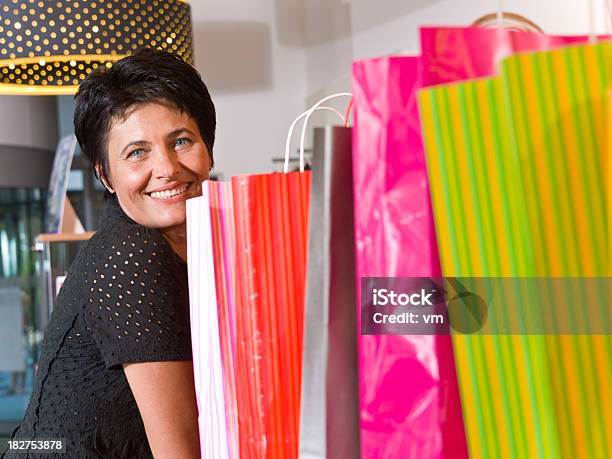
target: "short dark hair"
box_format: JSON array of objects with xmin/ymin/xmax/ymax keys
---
[{"xmin": 74, "ymin": 48, "xmax": 216, "ymax": 191}]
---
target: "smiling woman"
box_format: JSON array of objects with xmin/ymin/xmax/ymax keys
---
[
  {"xmin": 100, "ymin": 102, "xmax": 211, "ymax": 260},
  {"xmin": 74, "ymin": 47, "xmax": 216, "ymax": 261},
  {"xmin": 2, "ymin": 49, "xmax": 216, "ymax": 459}
]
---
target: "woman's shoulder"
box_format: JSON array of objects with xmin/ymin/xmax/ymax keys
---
[{"xmin": 81, "ymin": 219, "xmax": 191, "ymax": 369}]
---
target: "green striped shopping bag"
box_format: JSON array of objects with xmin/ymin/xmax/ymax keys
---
[{"xmin": 419, "ymin": 42, "xmax": 610, "ymax": 459}]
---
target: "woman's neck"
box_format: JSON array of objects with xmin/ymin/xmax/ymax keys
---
[{"xmin": 161, "ymin": 224, "xmax": 188, "ymax": 262}]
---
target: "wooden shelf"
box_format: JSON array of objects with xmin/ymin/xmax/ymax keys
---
[{"xmin": 35, "ymin": 231, "xmax": 95, "ymax": 243}]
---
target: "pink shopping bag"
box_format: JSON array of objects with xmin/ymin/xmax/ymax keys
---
[
  {"xmin": 420, "ymin": 26, "xmax": 600, "ymax": 86},
  {"xmin": 353, "ymin": 55, "xmax": 468, "ymax": 459}
]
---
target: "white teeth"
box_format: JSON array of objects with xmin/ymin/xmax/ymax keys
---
[{"xmin": 149, "ymin": 184, "xmax": 189, "ymax": 200}]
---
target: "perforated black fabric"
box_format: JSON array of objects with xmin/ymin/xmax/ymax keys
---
[{"xmin": 3, "ymin": 196, "xmax": 192, "ymax": 459}]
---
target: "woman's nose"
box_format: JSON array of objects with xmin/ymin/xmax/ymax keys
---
[{"xmin": 152, "ymin": 148, "xmax": 180, "ymax": 178}]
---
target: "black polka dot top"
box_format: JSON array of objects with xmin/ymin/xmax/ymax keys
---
[{"xmin": 3, "ymin": 196, "xmax": 192, "ymax": 459}]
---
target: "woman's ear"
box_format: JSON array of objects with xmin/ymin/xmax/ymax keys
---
[{"xmin": 95, "ymin": 163, "xmax": 115, "ymax": 194}]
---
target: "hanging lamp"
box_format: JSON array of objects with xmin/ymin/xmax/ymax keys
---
[{"xmin": 0, "ymin": 0, "xmax": 192, "ymax": 95}]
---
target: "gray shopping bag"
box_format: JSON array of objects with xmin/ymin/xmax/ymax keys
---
[{"xmin": 299, "ymin": 126, "xmax": 360, "ymax": 459}]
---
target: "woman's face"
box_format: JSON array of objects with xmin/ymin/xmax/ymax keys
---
[{"xmin": 103, "ymin": 101, "xmax": 210, "ymax": 231}]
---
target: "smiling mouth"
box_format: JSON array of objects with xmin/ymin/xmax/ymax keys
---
[{"xmin": 147, "ymin": 183, "xmax": 191, "ymax": 200}]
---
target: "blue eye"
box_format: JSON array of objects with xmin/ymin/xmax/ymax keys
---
[
  {"xmin": 175, "ymin": 137, "xmax": 192, "ymax": 148},
  {"xmin": 128, "ymin": 149, "xmax": 145, "ymax": 159}
]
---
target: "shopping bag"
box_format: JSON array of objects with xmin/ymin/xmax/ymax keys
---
[
  {"xmin": 187, "ymin": 182, "xmax": 238, "ymax": 459},
  {"xmin": 419, "ymin": 74, "xmax": 556, "ymax": 459},
  {"xmin": 608, "ymin": 90, "xmax": 612, "ymax": 273},
  {"xmin": 500, "ymin": 42, "xmax": 610, "ymax": 459},
  {"xmin": 419, "ymin": 42, "xmax": 611, "ymax": 459},
  {"xmin": 351, "ymin": 26, "xmax": 605, "ymax": 459},
  {"xmin": 419, "ymin": 26, "xmax": 596, "ymax": 86},
  {"xmin": 353, "ymin": 27, "xmax": 608, "ymax": 457},
  {"xmin": 188, "ymin": 171, "xmax": 311, "ymax": 459},
  {"xmin": 299, "ymin": 127, "xmax": 360, "ymax": 459},
  {"xmin": 352, "ymin": 55, "xmax": 468, "ymax": 459}
]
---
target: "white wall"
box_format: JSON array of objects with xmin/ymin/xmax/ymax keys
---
[
  {"xmin": 301, "ymin": 1, "xmax": 353, "ymax": 130},
  {"xmin": 191, "ymin": 0, "xmax": 308, "ymax": 177},
  {"xmin": 302, "ymin": 0, "xmax": 352, "ymax": 98}
]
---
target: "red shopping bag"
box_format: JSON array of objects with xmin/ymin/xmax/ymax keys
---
[
  {"xmin": 188, "ymin": 172, "xmax": 310, "ymax": 459},
  {"xmin": 232, "ymin": 172, "xmax": 310, "ymax": 459}
]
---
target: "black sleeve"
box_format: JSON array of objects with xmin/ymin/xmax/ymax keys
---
[{"xmin": 83, "ymin": 224, "xmax": 192, "ymax": 370}]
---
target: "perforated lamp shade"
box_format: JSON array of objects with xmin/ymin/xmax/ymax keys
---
[{"xmin": 0, "ymin": 0, "xmax": 192, "ymax": 95}]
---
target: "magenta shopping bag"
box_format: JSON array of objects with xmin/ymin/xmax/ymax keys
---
[
  {"xmin": 420, "ymin": 26, "xmax": 598, "ymax": 86},
  {"xmin": 352, "ymin": 56, "xmax": 468, "ymax": 459},
  {"xmin": 352, "ymin": 26, "xmax": 600, "ymax": 459}
]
